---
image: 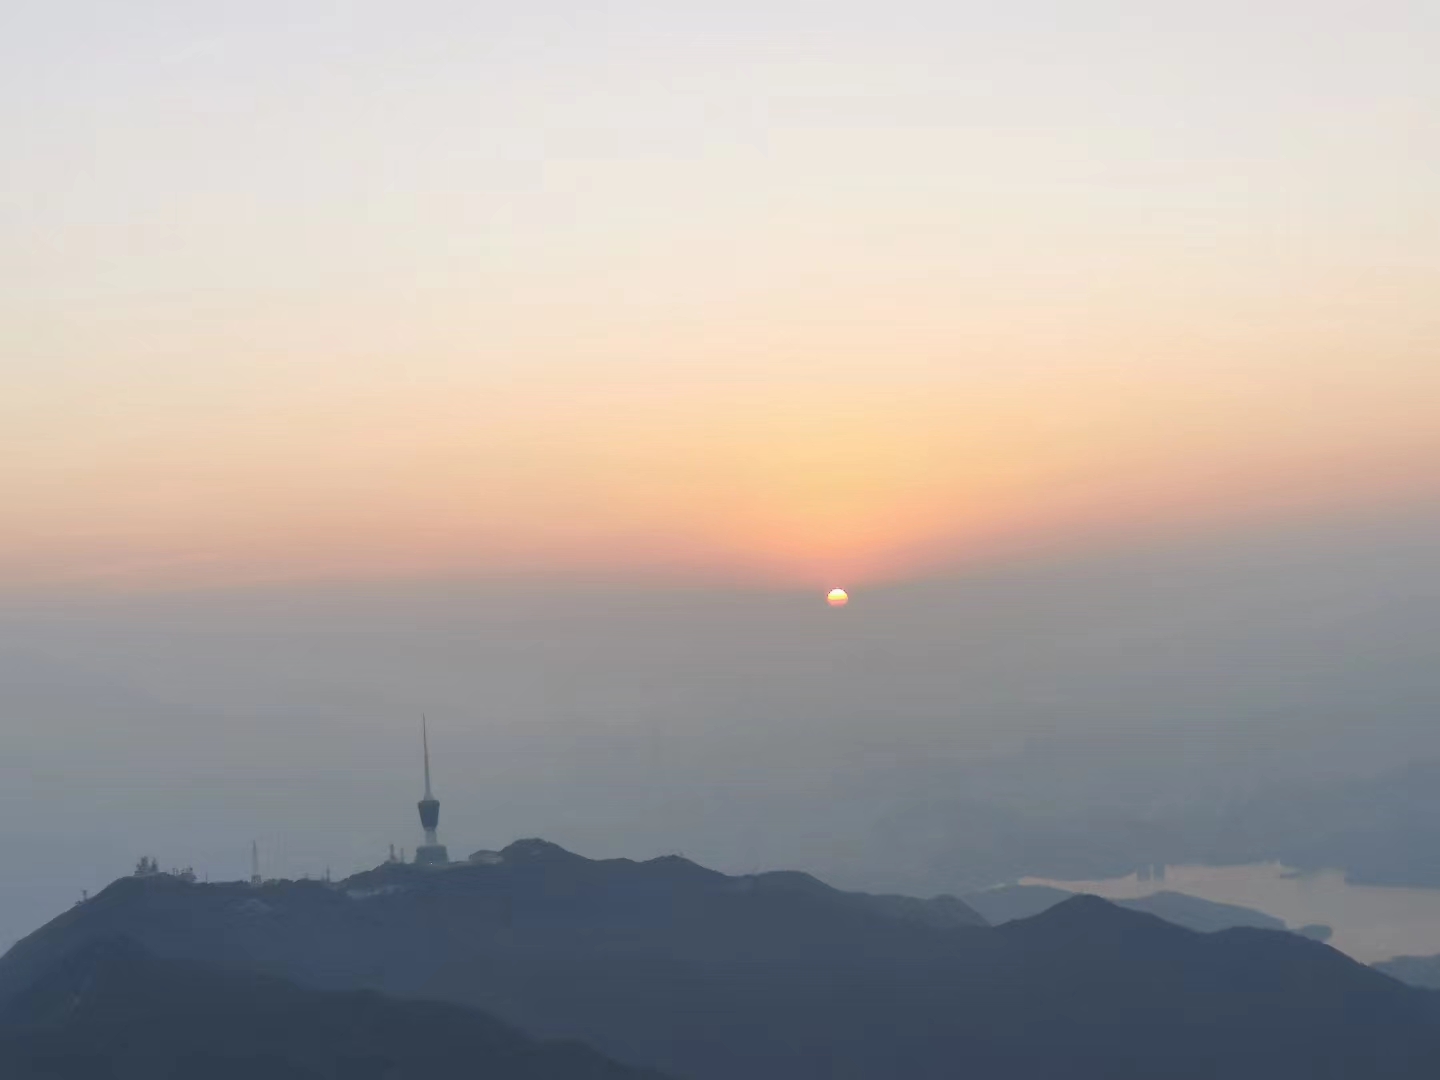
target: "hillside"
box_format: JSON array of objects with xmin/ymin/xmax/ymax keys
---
[
  {"xmin": 2, "ymin": 840, "xmax": 1438, "ymax": 1079},
  {"xmin": 0, "ymin": 936, "xmax": 666, "ymax": 1079}
]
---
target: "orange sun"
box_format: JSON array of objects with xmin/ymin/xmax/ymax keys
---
[{"xmin": 827, "ymin": 588, "xmax": 849, "ymax": 607}]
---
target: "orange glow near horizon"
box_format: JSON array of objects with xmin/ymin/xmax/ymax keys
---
[
  {"xmin": 4, "ymin": 337, "xmax": 1437, "ymax": 595},
  {"xmin": 3, "ymin": 7, "xmax": 1438, "ymax": 594}
]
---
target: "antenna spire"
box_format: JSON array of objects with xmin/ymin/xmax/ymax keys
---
[
  {"xmin": 422, "ymin": 714, "xmax": 433, "ymax": 799},
  {"xmin": 414, "ymin": 714, "xmax": 448, "ymax": 865}
]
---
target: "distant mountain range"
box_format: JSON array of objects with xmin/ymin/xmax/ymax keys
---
[
  {"xmin": 1377, "ymin": 953, "xmax": 1440, "ymax": 990},
  {"xmin": 961, "ymin": 882, "xmax": 1333, "ymax": 942},
  {"xmin": 2, "ymin": 840, "xmax": 1438, "ymax": 1079}
]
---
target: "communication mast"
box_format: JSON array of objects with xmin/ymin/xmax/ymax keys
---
[{"xmin": 414, "ymin": 715, "xmax": 450, "ymax": 865}]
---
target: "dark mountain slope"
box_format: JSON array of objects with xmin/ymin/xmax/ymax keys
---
[
  {"xmin": 0, "ymin": 839, "xmax": 986, "ymax": 1006},
  {"xmin": 3, "ymin": 841, "xmax": 1439, "ymax": 1079},
  {"xmin": 983, "ymin": 896, "xmax": 1435, "ymax": 1075},
  {"xmin": 0, "ymin": 936, "xmax": 667, "ymax": 1080}
]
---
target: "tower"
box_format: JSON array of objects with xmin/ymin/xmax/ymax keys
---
[
  {"xmin": 414, "ymin": 715, "xmax": 449, "ymax": 865},
  {"xmin": 250, "ymin": 840, "xmax": 262, "ymax": 887}
]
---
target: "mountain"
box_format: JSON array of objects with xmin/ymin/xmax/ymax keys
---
[
  {"xmin": 961, "ymin": 883, "xmax": 1077, "ymax": 923},
  {"xmin": 963, "ymin": 884, "xmax": 1301, "ymax": 934},
  {"xmin": 0, "ymin": 936, "xmax": 667, "ymax": 1080},
  {"xmin": 1378, "ymin": 954, "xmax": 1440, "ymax": 990},
  {"xmin": 3, "ymin": 840, "xmax": 1439, "ymax": 1079},
  {"xmin": 1122, "ymin": 890, "xmax": 1289, "ymax": 932}
]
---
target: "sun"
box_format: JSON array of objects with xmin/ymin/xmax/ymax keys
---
[{"xmin": 827, "ymin": 588, "xmax": 849, "ymax": 608}]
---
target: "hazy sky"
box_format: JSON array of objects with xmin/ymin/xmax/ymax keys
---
[
  {"xmin": 4, "ymin": 1, "xmax": 1437, "ymax": 590},
  {"xmin": 1, "ymin": 509, "xmax": 1437, "ymax": 948},
  {"xmin": 2, "ymin": 2, "xmax": 1439, "ymax": 952}
]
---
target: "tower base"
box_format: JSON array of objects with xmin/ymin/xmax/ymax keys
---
[{"xmin": 414, "ymin": 844, "xmax": 449, "ymax": 866}]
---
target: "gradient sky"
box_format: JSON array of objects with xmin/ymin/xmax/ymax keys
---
[
  {"xmin": 4, "ymin": 1, "xmax": 1438, "ymax": 590},
  {"xmin": 3, "ymin": 2, "xmax": 1440, "ymax": 951}
]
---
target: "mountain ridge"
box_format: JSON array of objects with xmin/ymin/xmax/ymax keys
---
[{"xmin": 4, "ymin": 839, "xmax": 1439, "ymax": 1079}]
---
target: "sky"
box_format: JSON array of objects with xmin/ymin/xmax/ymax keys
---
[
  {"xmin": 1, "ymin": 3, "xmax": 1438, "ymax": 948},
  {"xmin": 3, "ymin": 1, "xmax": 1437, "ymax": 591}
]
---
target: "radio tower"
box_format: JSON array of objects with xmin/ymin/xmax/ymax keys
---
[
  {"xmin": 250, "ymin": 840, "xmax": 262, "ymax": 887},
  {"xmin": 414, "ymin": 715, "xmax": 449, "ymax": 865}
]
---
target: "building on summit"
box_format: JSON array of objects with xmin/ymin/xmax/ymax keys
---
[{"xmin": 133, "ymin": 856, "xmax": 196, "ymax": 883}]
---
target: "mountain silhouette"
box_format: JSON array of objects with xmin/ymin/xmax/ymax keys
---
[
  {"xmin": 3, "ymin": 839, "xmax": 1439, "ymax": 1079},
  {"xmin": 963, "ymin": 883, "xmax": 1322, "ymax": 935},
  {"xmin": 0, "ymin": 935, "xmax": 667, "ymax": 1079}
]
